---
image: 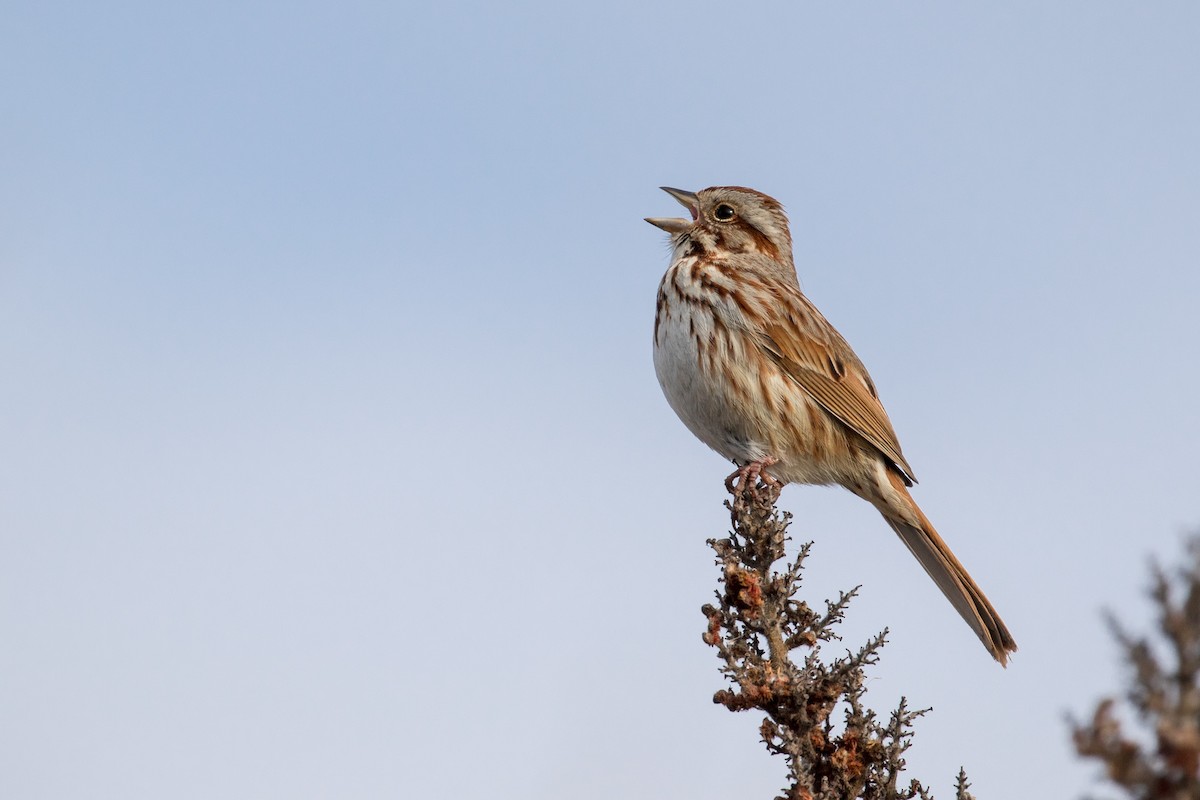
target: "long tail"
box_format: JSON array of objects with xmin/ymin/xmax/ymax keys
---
[{"xmin": 876, "ymin": 475, "xmax": 1018, "ymax": 666}]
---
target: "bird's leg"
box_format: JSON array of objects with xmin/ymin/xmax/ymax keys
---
[{"xmin": 725, "ymin": 457, "xmax": 780, "ymax": 494}]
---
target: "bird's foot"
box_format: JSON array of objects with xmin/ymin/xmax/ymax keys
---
[{"xmin": 725, "ymin": 457, "xmax": 780, "ymax": 495}]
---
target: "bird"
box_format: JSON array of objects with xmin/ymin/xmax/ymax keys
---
[{"xmin": 647, "ymin": 185, "xmax": 1017, "ymax": 665}]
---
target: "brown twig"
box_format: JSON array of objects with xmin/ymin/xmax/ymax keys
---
[
  {"xmin": 1071, "ymin": 537, "xmax": 1200, "ymax": 799},
  {"xmin": 703, "ymin": 478, "xmax": 974, "ymax": 799}
]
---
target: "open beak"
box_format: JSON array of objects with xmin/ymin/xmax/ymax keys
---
[{"xmin": 645, "ymin": 186, "xmax": 699, "ymax": 234}]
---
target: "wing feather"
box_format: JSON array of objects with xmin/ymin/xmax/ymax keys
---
[{"xmin": 755, "ymin": 296, "xmax": 917, "ymax": 484}]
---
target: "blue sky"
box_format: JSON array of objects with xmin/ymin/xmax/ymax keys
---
[{"xmin": 3, "ymin": 2, "xmax": 1199, "ymax": 797}]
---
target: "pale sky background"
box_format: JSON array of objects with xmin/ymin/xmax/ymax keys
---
[{"xmin": 3, "ymin": 2, "xmax": 1199, "ymax": 798}]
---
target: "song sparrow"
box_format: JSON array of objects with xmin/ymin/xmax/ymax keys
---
[{"xmin": 647, "ymin": 186, "xmax": 1017, "ymax": 665}]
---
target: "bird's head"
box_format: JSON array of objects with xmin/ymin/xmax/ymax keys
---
[{"xmin": 646, "ymin": 186, "xmax": 793, "ymax": 266}]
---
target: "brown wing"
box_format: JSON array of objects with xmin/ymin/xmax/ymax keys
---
[{"xmin": 756, "ymin": 293, "xmax": 917, "ymax": 484}]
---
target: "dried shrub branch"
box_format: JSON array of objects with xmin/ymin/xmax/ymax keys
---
[
  {"xmin": 1071, "ymin": 536, "xmax": 1200, "ymax": 799},
  {"xmin": 703, "ymin": 480, "xmax": 975, "ymax": 800}
]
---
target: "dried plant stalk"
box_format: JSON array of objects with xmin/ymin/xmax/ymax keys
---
[
  {"xmin": 1072, "ymin": 537, "xmax": 1200, "ymax": 799},
  {"xmin": 703, "ymin": 481, "xmax": 975, "ymax": 800}
]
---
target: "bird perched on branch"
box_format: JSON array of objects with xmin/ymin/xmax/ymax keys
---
[{"xmin": 648, "ymin": 185, "xmax": 1017, "ymax": 665}]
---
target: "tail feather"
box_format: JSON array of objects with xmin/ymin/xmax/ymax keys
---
[{"xmin": 880, "ymin": 495, "xmax": 1018, "ymax": 666}]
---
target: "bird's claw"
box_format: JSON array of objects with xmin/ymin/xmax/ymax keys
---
[{"xmin": 725, "ymin": 457, "xmax": 780, "ymax": 495}]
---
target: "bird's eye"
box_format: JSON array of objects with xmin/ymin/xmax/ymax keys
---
[{"xmin": 713, "ymin": 204, "xmax": 736, "ymax": 221}]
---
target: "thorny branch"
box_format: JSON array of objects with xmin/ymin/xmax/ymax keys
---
[{"xmin": 702, "ymin": 479, "xmax": 975, "ymax": 800}]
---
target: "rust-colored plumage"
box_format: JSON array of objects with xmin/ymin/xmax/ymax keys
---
[{"xmin": 648, "ymin": 186, "xmax": 1017, "ymax": 665}]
